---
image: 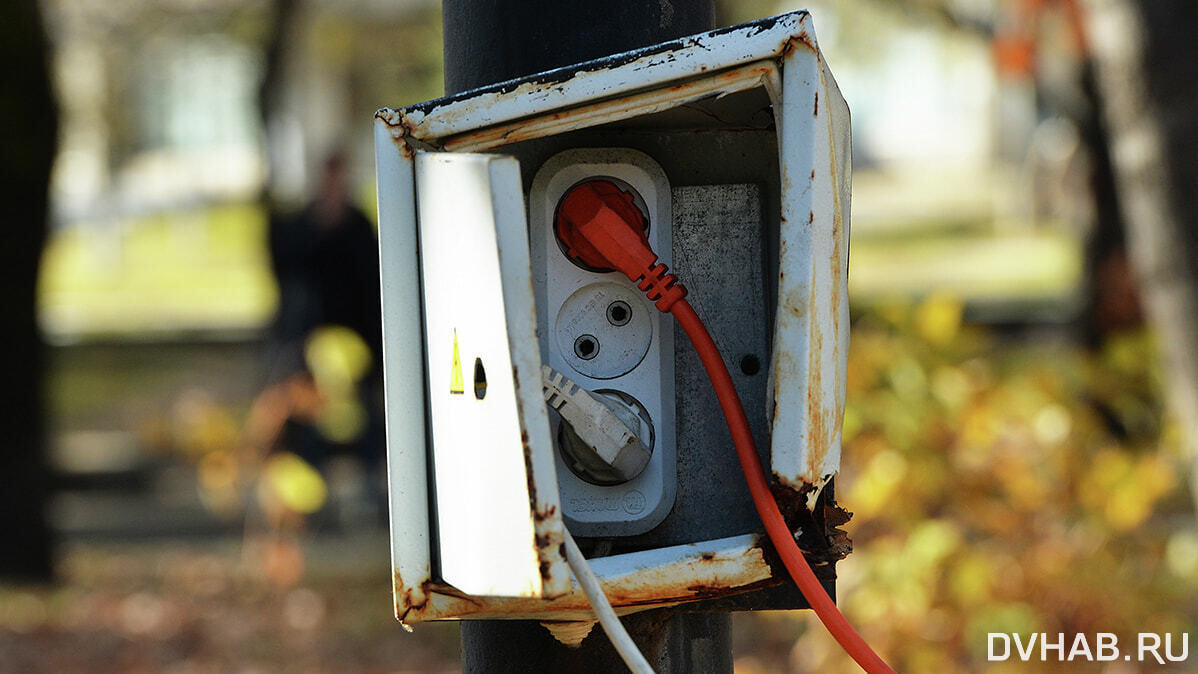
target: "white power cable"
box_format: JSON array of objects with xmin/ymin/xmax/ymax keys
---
[{"xmin": 562, "ymin": 527, "xmax": 655, "ymax": 674}]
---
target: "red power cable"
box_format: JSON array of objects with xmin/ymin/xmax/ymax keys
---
[
  {"xmin": 671, "ymin": 299, "xmax": 894, "ymax": 674},
  {"xmin": 557, "ymin": 180, "xmax": 895, "ymax": 674}
]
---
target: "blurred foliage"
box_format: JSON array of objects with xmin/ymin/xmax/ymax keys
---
[
  {"xmin": 37, "ymin": 292, "xmax": 1195, "ymax": 670},
  {"xmin": 304, "ymin": 325, "xmax": 373, "ymax": 444},
  {"xmin": 0, "ymin": 541, "xmax": 460, "ymax": 672},
  {"xmin": 260, "ymin": 452, "xmax": 328, "ymax": 516},
  {"xmin": 737, "ymin": 295, "xmax": 1197, "ymax": 672}
]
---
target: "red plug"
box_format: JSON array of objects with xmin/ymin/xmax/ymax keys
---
[{"xmin": 555, "ymin": 180, "xmax": 687, "ymax": 312}]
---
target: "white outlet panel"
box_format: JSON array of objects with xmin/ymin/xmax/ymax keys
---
[{"xmin": 528, "ymin": 148, "xmax": 677, "ymax": 537}]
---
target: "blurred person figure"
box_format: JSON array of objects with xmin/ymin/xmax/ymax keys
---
[
  {"xmin": 254, "ymin": 151, "xmax": 385, "ymax": 530},
  {"xmin": 270, "ymin": 151, "xmax": 382, "ymax": 367}
]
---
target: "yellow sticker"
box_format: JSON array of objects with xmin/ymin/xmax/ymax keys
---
[{"xmin": 449, "ymin": 329, "xmax": 464, "ymax": 395}]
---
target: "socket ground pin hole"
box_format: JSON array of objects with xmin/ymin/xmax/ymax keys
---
[
  {"xmin": 574, "ymin": 334, "xmax": 599, "ymax": 360},
  {"xmin": 606, "ymin": 300, "xmax": 631, "ymax": 326}
]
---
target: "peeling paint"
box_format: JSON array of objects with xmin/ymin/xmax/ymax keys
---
[
  {"xmin": 441, "ymin": 63, "xmax": 777, "ymax": 153},
  {"xmin": 806, "ymin": 281, "xmax": 827, "ymax": 482},
  {"xmin": 769, "ymin": 12, "xmax": 848, "ymax": 498},
  {"xmin": 383, "ymin": 12, "xmax": 811, "ymax": 145},
  {"xmin": 765, "ymin": 482, "xmax": 851, "ymax": 575},
  {"xmin": 402, "ymin": 534, "xmax": 779, "ymax": 623},
  {"xmin": 394, "ymin": 570, "xmax": 433, "ymax": 627}
]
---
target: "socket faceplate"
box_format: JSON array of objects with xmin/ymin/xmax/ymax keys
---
[{"xmin": 529, "ymin": 148, "xmax": 676, "ymax": 536}]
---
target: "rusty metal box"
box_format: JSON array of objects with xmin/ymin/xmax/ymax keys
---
[{"xmin": 374, "ymin": 10, "xmax": 851, "ymax": 625}]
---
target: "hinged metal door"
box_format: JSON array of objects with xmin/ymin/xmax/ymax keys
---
[{"xmin": 414, "ymin": 151, "xmax": 569, "ymax": 598}]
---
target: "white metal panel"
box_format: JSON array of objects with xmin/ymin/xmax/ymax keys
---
[
  {"xmin": 770, "ymin": 17, "xmax": 851, "ymax": 497},
  {"xmin": 415, "ymin": 152, "xmax": 567, "ymax": 598},
  {"xmin": 373, "ymin": 119, "xmax": 430, "ymax": 619}
]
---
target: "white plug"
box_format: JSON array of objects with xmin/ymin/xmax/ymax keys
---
[{"xmin": 541, "ymin": 365, "xmax": 652, "ymax": 483}]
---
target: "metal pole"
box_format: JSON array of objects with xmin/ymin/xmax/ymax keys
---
[
  {"xmin": 441, "ymin": 2, "xmax": 728, "ymax": 671},
  {"xmin": 442, "ymin": 0, "xmax": 716, "ymax": 95}
]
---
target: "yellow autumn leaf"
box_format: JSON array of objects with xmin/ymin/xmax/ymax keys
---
[
  {"xmin": 915, "ymin": 291, "xmax": 963, "ymax": 346},
  {"xmin": 261, "ymin": 452, "xmax": 327, "ymax": 514}
]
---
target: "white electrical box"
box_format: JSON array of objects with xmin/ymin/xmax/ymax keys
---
[{"xmin": 375, "ymin": 10, "xmax": 851, "ymax": 623}]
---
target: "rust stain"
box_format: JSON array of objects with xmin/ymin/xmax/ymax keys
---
[
  {"xmin": 822, "ymin": 500, "xmax": 854, "ymax": 561},
  {"xmin": 782, "ymin": 286, "xmax": 806, "ymax": 321},
  {"xmin": 375, "ymin": 108, "xmax": 404, "ymax": 127},
  {"xmin": 779, "ymin": 34, "xmax": 817, "ymax": 58},
  {"xmin": 520, "ymin": 429, "xmax": 537, "ymax": 509},
  {"xmin": 393, "ymin": 11, "xmax": 805, "ymax": 137},
  {"xmin": 830, "ymin": 207, "xmax": 843, "ymax": 344},
  {"xmin": 440, "ymin": 63, "xmax": 775, "ymax": 152},
  {"xmin": 400, "ymin": 531, "xmax": 826, "ymax": 622},
  {"xmin": 410, "ymin": 539, "xmax": 778, "ymax": 621},
  {"xmin": 824, "ymin": 78, "xmax": 847, "ymax": 458},
  {"xmin": 518, "ymin": 422, "xmax": 567, "ymax": 594},
  {"xmin": 764, "ymin": 483, "xmax": 852, "ymax": 580},
  {"xmin": 376, "ymin": 109, "xmax": 420, "ymax": 158},
  {"xmin": 608, "ymin": 578, "xmax": 782, "ymax": 607},
  {"xmin": 813, "ymin": 91, "xmax": 819, "ymax": 116},
  {"xmin": 806, "ymin": 279, "xmax": 828, "ymax": 483},
  {"xmin": 395, "ymin": 569, "xmax": 434, "ymax": 625},
  {"xmin": 771, "ymin": 349, "xmax": 798, "ymax": 428},
  {"xmin": 776, "ymin": 227, "xmax": 804, "ymax": 322},
  {"xmin": 397, "ymin": 140, "xmax": 414, "ymax": 158}
]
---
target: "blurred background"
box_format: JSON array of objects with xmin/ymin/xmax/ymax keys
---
[{"xmin": 3, "ymin": 0, "xmax": 1196, "ymax": 671}]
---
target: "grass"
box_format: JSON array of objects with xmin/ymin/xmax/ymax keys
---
[
  {"xmin": 39, "ymin": 202, "xmax": 278, "ymax": 341},
  {"xmin": 848, "ymin": 227, "xmax": 1082, "ymax": 306},
  {"xmin": 37, "ymin": 188, "xmax": 1082, "ymax": 342}
]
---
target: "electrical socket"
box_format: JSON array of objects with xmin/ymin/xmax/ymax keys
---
[{"xmin": 529, "ymin": 148, "xmax": 677, "ymax": 537}]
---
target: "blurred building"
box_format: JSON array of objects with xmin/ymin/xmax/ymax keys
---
[
  {"xmin": 779, "ymin": 0, "xmax": 1085, "ymax": 320},
  {"xmin": 40, "ymin": 0, "xmax": 441, "ymax": 339},
  {"xmin": 39, "ymin": 0, "xmax": 1091, "ymax": 340}
]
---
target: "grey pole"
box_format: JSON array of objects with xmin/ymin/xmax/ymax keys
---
[
  {"xmin": 442, "ymin": 0, "xmax": 716, "ymax": 95},
  {"xmin": 440, "ymin": 2, "xmax": 730, "ymax": 671}
]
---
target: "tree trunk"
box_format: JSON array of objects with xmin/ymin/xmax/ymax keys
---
[
  {"xmin": 259, "ymin": 0, "xmax": 302, "ymax": 207},
  {"xmin": 0, "ymin": 0, "xmax": 58, "ymax": 580},
  {"xmin": 1084, "ymin": 0, "xmax": 1198, "ymax": 512}
]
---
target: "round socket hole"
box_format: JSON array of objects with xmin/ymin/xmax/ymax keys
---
[
  {"xmin": 574, "ymin": 334, "xmax": 599, "ymax": 360},
  {"xmin": 740, "ymin": 354, "xmax": 761, "ymax": 376},
  {"xmin": 606, "ymin": 300, "xmax": 632, "ymax": 327}
]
